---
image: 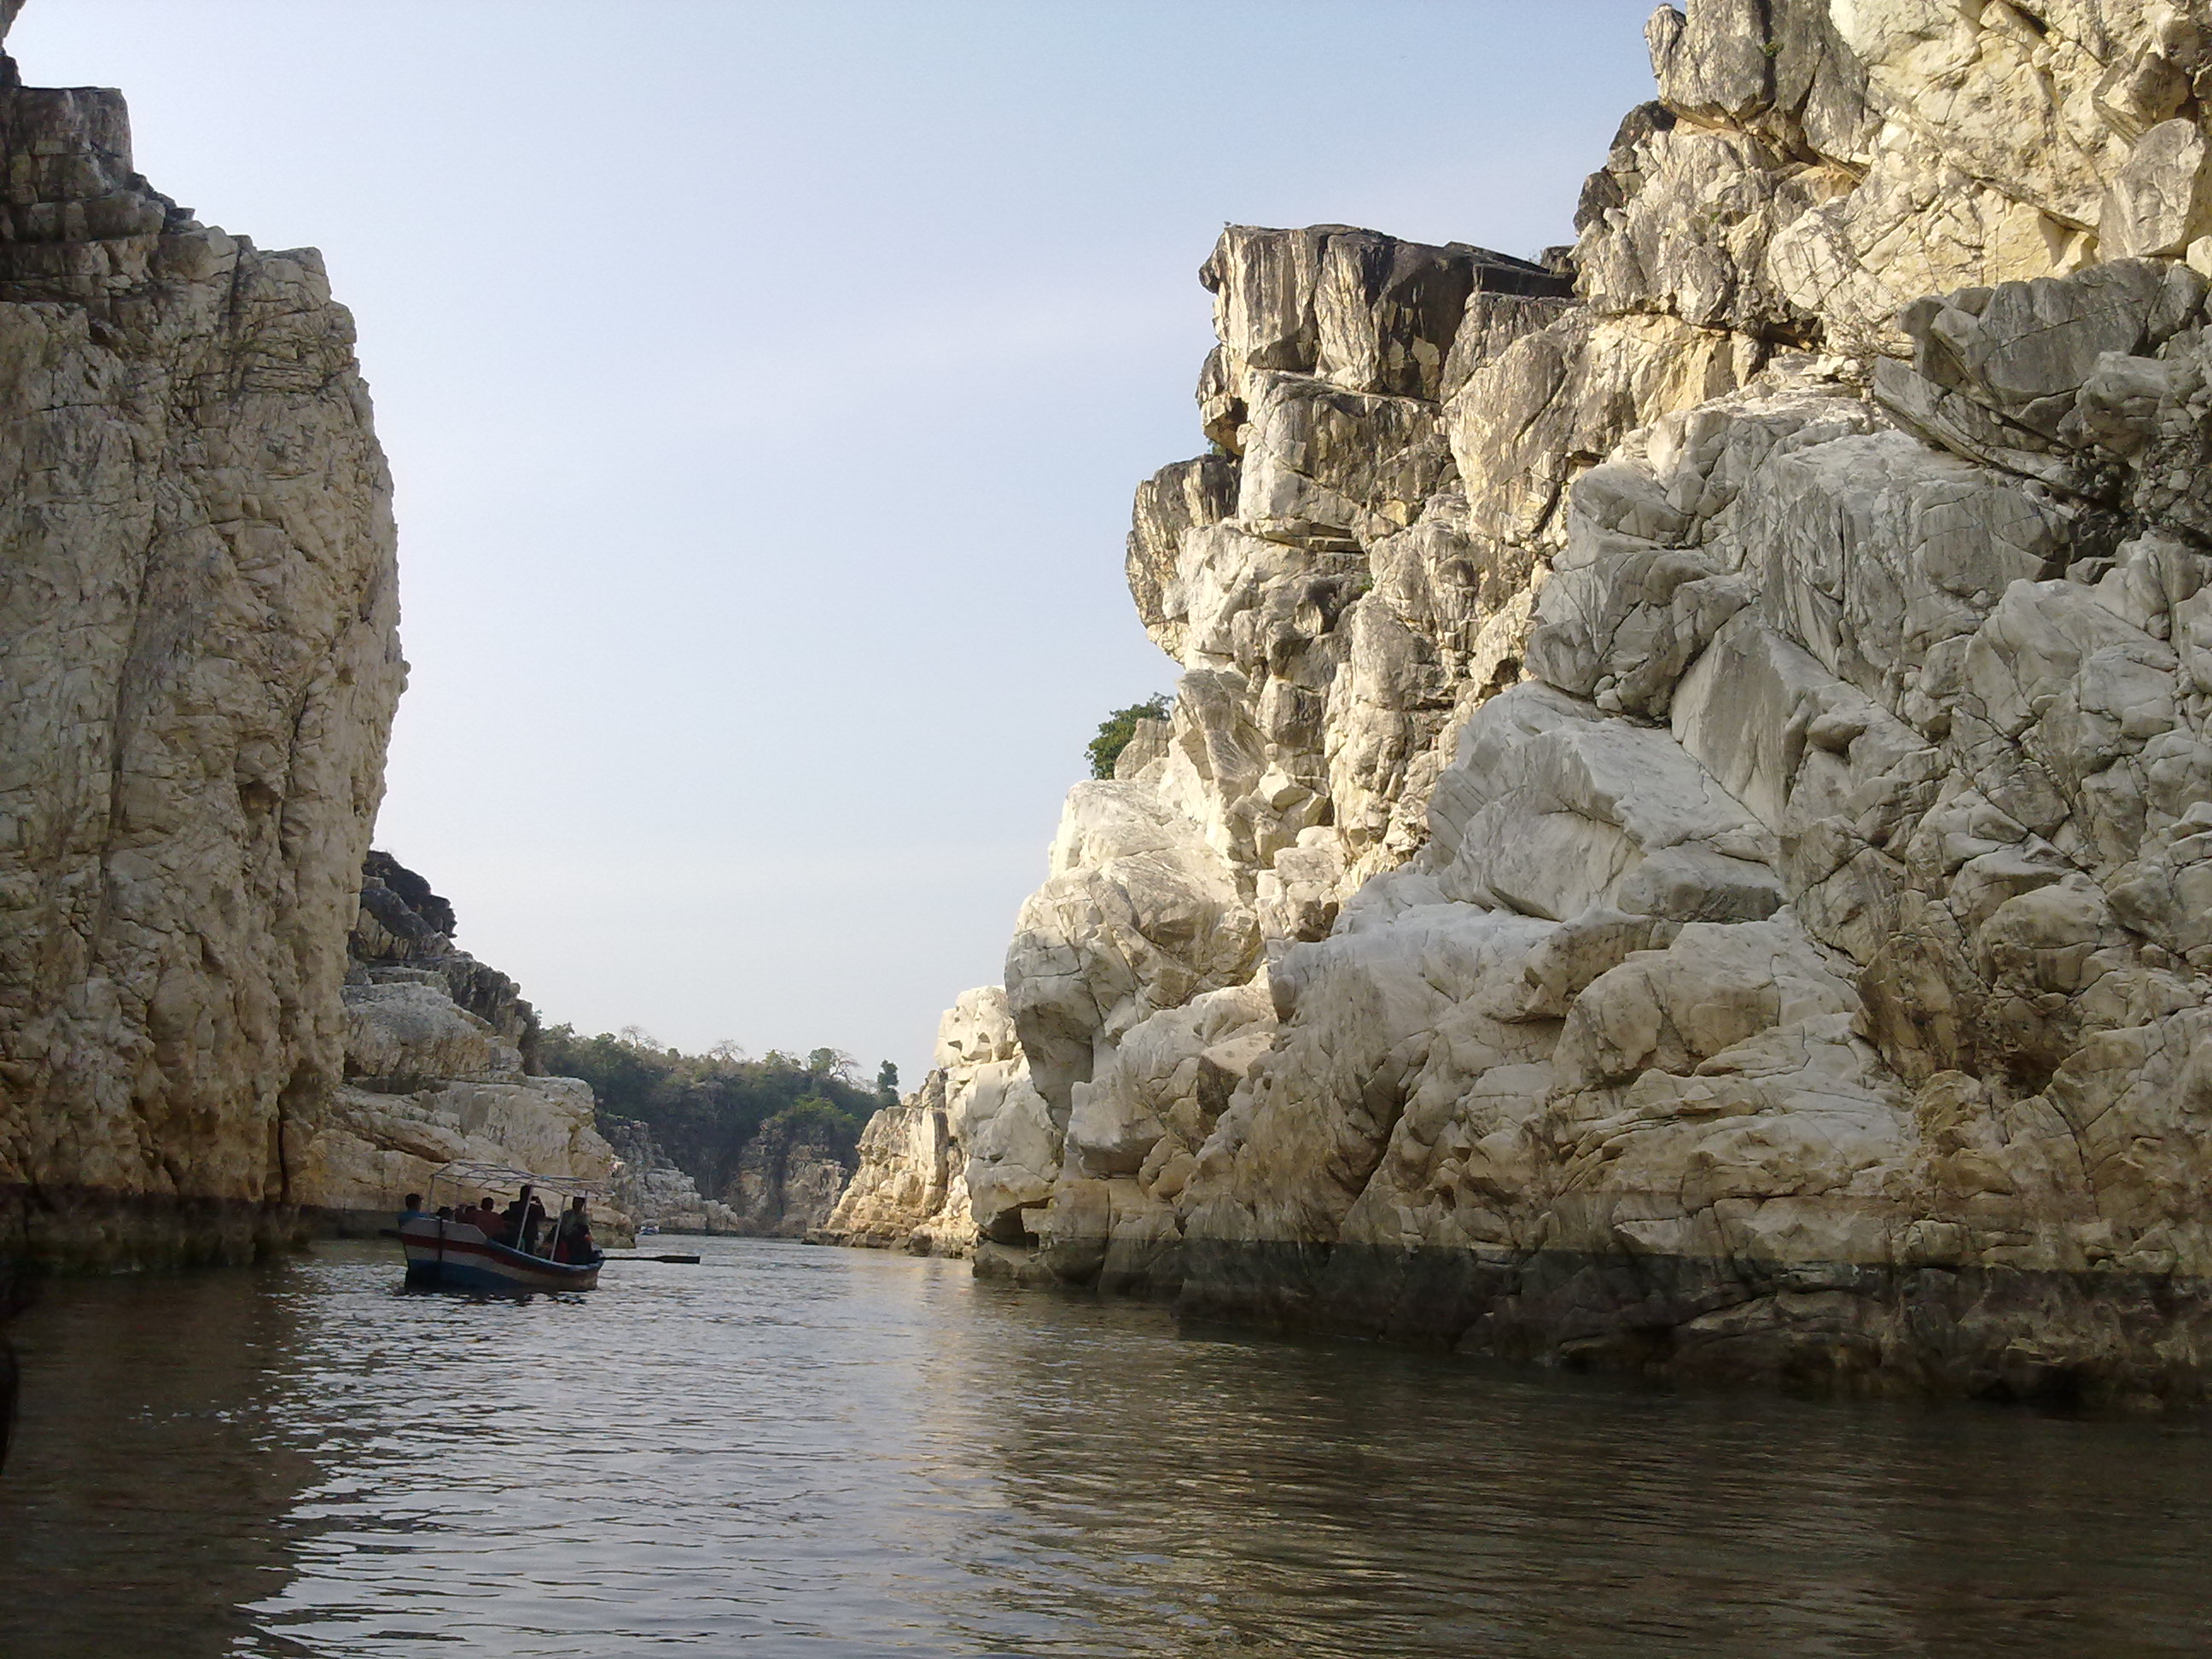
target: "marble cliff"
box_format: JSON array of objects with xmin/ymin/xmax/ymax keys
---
[
  {"xmin": 0, "ymin": 15, "xmax": 408, "ymax": 1266},
  {"xmin": 826, "ymin": 0, "xmax": 2212, "ymax": 1400},
  {"xmin": 603, "ymin": 1114, "xmax": 850, "ymax": 1237},
  {"xmin": 0, "ymin": 13, "xmax": 617, "ymax": 1265},
  {"xmin": 291, "ymin": 853, "xmax": 623, "ymax": 1231}
]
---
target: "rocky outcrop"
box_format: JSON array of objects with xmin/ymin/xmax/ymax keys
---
[
  {"xmin": 0, "ymin": 14, "xmax": 405, "ymax": 1268},
  {"xmin": 603, "ymin": 1118, "xmax": 744, "ymax": 1235},
  {"xmin": 352, "ymin": 850, "xmax": 544, "ymax": 1071},
  {"xmin": 608, "ymin": 1109, "xmax": 847, "ymax": 1239},
  {"xmin": 840, "ymin": 0, "xmax": 2212, "ymax": 1400},
  {"xmin": 725, "ymin": 1115, "xmax": 851, "ymax": 1238},
  {"xmin": 816, "ymin": 988, "xmax": 1039, "ymax": 1254},
  {"xmin": 288, "ymin": 853, "xmax": 623, "ymax": 1230}
]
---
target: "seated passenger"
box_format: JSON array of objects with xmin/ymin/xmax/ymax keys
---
[
  {"xmin": 435, "ymin": 1204, "xmax": 454, "ymax": 1221},
  {"xmin": 398, "ymin": 1192, "xmax": 428, "ymax": 1227}
]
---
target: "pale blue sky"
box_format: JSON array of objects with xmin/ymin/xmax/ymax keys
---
[{"xmin": 13, "ymin": 1, "xmax": 1658, "ymax": 1084}]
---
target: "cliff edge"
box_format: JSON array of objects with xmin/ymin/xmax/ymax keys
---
[{"xmin": 826, "ymin": 0, "xmax": 2212, "ymax": 1402}]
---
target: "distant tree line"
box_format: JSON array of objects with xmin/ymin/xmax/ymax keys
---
[{"xmin": 540, "ymin": 1027, "xmax": 895, "ymax": 1196}]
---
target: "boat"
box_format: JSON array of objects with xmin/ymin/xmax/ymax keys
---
[
  {"xmin": 393, "ymin": 1159, "xmax": 611, "ymax": 1293},
  {"xmin": 396, "ymin": 1215, "xmax": 602, "ymax": 1292}
]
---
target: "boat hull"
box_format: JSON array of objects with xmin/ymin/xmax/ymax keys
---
[{"xmin": 397, "ymin": 1219, "xmax": 602, "ymax": 1292}]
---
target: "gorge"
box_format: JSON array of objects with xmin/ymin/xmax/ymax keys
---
[
  {"xmin": 10, "ymin": 0, "xmax": 2212, "ymax": 1408},
  {"xmin": 19, "ymin": 4, "xmax": 2212, "ymax": 1650},
  {"xmin": 823, "ymin": 0, "xmax": 2212, "ymax": 1403},
  {"xmin": 0, "ymin": 3, "xmax": 850, "ymax": 1267}
]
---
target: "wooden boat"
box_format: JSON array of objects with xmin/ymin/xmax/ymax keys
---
[
  {"xmin": 397, "ymin": 1216, "xmax": 602, "ymax": 1292},
  {"xmin": 393, "ymin": 1159, "xmax": 611, "ymax": 1292}
]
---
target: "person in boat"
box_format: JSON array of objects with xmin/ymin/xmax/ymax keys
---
[
  {"xmin": 501, "ymin": 1186, "xmax": 549, "ymax": 1254},
  {"xmin": 398, "ymin": 1192, "xmax": 429, "ymax": 1226},
  {"xmin": 552, "ymin": 1196, "xmax": 597, "ymax": 1264}
]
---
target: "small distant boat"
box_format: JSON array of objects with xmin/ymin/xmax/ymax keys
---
[
  {"xmin": 396, "ymin": 1216, "xmax": 602, "ymax": 1292},
  {"xmin": 638, "ymin": 1223, "xmax": 660, "ymax": 1236}
]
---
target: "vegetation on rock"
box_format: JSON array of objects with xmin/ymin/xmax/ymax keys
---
[
  {"xmin": 541, "ymin": 1027, "xmax": 885, "ymax": 1197},
  {"xmin": 1086, "ymin": 696, "xmax": 1171, "ymax": 779}
]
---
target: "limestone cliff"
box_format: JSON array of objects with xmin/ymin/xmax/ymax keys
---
[
  {"xmin": 0, "ymin": 15, "xmax": 406, "ymax": 1267},
  {"xmin": 603, "ymin": 1118, "xmax": 744, "ymax": 1235},
  {"xmin": 606, "ymin": 1113, "xmax": 847, "ymax": 1238},
  {"xmin": 837, "ymin": 0, "xmax": 2212, "ymax": 1401},
  {"xmin": 819, "ymin": 989, "xmax": 1033, "ymax": 1254},
  {"xmin": 288, "ymin": 854, "xmax": 624, "ymax": 1230}
]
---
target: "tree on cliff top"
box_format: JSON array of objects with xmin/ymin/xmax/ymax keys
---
[
  {"xmin": 1087, "ymin": 695, "xmax": 1171, "ymax": 779},
  {"xmin": 806, "ymin": 1046, "xmax": 857, "ymax": 1081}
]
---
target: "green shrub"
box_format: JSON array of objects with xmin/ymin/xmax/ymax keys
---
[
  {"xmin": 1087, "ymin": 695, "xmax": 1172, "ymax": 780},
  {"xmin": 764, "ymin": 1094, "xmax": 870, "ymax": 1148}
]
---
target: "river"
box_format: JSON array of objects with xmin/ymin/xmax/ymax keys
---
[{"xmin": 3, "ymin": 1236, "xmax": 2210, "ymax": 1656}]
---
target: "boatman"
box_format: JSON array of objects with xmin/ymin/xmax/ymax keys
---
[
  {"xmin": 398, "ymin": 1192, "xmax": 429, "ymax": 1227},
  {"xmin": 502, "ymin": 1186, "xmax": 549, "ymax": 1254},
  {"xmin": 553, "ymin": 1196, "xmax": 598, "ymax": 1264}
]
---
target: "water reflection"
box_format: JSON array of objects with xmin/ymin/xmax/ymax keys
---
[
  {"xmin": 0, "ymin": 1263, "xmax": 319, "ymax": 1656},
  {"xmin": 3, "ymin": 1237, "xmax": 2209, "ymax": 1657},
  {"xmin": 941, "ymin": 1282, "xmax": 2212, "ymax": 1656}
]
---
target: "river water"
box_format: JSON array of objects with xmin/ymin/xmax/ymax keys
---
[{"xmin": 3, "ymin": 1237, "xmax": 2211, "ymax": 1657}]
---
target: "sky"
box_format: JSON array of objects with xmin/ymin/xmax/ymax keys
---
[{"xmin": 10, "ymin": 1, "xmax": 1659, "ymax": 1086}]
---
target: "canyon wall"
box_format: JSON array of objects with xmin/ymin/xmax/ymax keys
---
[
  {"xmin": 602, "ymin": 1119, "xmax": 742, "ymax": 1235},
  {"xmin": 0, "ymin": 16, "xmax": 407, "ymax": 1267},
  {"xmin": 833, "ymin": 0, "xmax": 2212, "ymax": 1400},
  {"xmin": 290, "ymin": 854, "xmax": 626, "ymax": 1233},
  {"xmin": 605, "ymin": 1113, "xmax": 849, "ymax": 1237}
]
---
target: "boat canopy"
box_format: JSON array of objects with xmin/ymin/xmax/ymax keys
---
[{"xmin": 427, "ymin": 1160, "xmax": 616, "ymax": 1205}]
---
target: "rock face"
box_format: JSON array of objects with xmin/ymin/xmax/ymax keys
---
[
  {"xmin": 603, "ymin": 1118, "xmax": 743, "ymax": 1236},
  {"xmin": 0, "ymin": 17, "xmax": 407, "ymax": 1267},
  {"xmin": 608, "ymin": 1110, "xmax": 848, "ymax": 1239},
  {"xmin": 839, "ymin": 0, "xmax": 2212, "ymax": 1400},
  {"xmin": 288, "ymin": 853, "xmax": 624, "ymax": 1230},
  {"xmin": 816, "ymin": 988, "xmax": 1030, "ymax": 1254},
  {"xmin": 725, "ymin": 1115, "xmax": 853, "ymax": 1238}
]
